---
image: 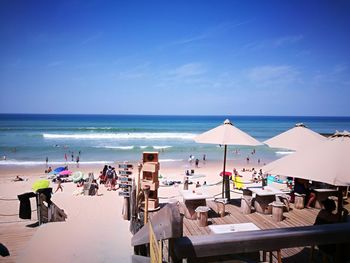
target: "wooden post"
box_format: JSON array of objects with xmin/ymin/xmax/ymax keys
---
[
  {"xmin": 272, "ymin": 202, "xmax": 284, "ymax": 222},
  {"xmin": 215, "ymin": 198, "xmax": 226, "ymax": 217},
  {"xmin": 195, "ymin": 206, "xmax": 210, "ymax": 227},
  {"xmin": 184, "ymin": 177, "xmax": 189, "ymax": 190},
  {"xmin": 294, "ymin": 194, "xmax": 305, "ymax": 209},
  {"xmin": 149, "ymin": 219, "xmax": 162, "ymax": 263},
  {"xmin": 137, "ymin": 163, "xmax": 142, "ymax": 196},
  {"xmin": 35, "ymin": 193, "xmax": 41, "ymax": 225},
  {"xmin": 143, "ymin": 185, "xmax": 150, "ymax": 225},
  {"xmin": 122, "ymin": 197, "xmax": 129, "ymax": 220},
  {"xmin": 241, "ymin": 196, "xmax": 252, "ymax": 214}
]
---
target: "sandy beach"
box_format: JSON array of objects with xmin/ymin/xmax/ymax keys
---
[{"xmin": 0, "ymin": 159, "xmax": 263, "ymax": 263}]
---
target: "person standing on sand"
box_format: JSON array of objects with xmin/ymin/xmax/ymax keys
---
[
  {"xmin": 202, "ymin": 154, "xmax": 206, "ymax": 164},
  {"xmin": 71, "ymin": 152, "xmax": 74, "ymax": 162},
  {"xmin": 195, "ymin": 158, "xmax": 199, "ymax": 168},
  {"xmin": 55, "ymin": 178, "xmax": 63, "ymax": 193},
  {"xmin": 46, "ymin": 157, "xmax": 48, "ymax": 167},
  {"xmin": 64, "ymin": 153, "xmax": 67, "ymax": 163},
  {"xmin": 76, "ymin": 156, "xmax": 80, "ymax": 167}
]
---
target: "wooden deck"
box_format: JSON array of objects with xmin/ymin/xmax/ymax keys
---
[{"xmin": 180, "ymin": 198, "xmax": 326, "ymax": 263}]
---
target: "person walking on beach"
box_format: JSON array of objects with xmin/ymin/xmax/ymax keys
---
[
  {"xmin": 76, "ymin": 156, "xmax": 80, "ymax": 168},
  {"xmin": 55, "ymin": 178, "xmax": 63, "ymax": 193},
  {"xmin": 195, "ymin": 158, "xmax": 199, "ymax": 168},
  {"xmin": 71, "ymin": 152, "xmax": 74, "ymax": 161},
  {"xmin": 45, "ymin": 157, "xmax": 48, "ymax": 167},
  {"xmin": 202, "ymin": 154, "xmax": 206, "ymax": 164}
]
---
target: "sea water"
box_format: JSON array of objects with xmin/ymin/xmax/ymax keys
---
[{"xmin": 1, "ymin": 114, "xmax": 350, "ymax": 167}]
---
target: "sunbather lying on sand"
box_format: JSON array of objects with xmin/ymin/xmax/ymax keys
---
[{"xmin": 13, "ymin": 175, "xmax": 24, "ymax": 182}]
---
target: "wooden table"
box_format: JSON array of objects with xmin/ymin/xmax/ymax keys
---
[
  {"xmin": 209, "ymin": 222, "xmax": 260, "ymax": 234},
  {"xmin": 247, "ymin": 186, "xmax": 284, "ymax": 214},
  {"xmin": 180, "ymin": 190, "xmax": 212, "ymax": 220},
  {"xmin": 313, "ymin": 188, "xmax": 338, "ymax": 209}
]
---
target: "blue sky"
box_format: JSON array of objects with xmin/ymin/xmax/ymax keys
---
[{"xmin": 1, "ymin": 0, "xmax": 350, "ymax": 116}]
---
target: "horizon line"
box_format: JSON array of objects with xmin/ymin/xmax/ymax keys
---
[{"xmin": 0, "ymin": 113, "xmax": 350, "ymax": 118}]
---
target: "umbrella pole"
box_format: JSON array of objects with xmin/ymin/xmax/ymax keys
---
[{"xmin": 222, "ymin": 145, "xmax": 230, "ymax": 200}]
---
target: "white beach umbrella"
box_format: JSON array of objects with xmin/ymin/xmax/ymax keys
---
[
  {"xmin": 263, "ymin": 131, "xmax": 350, "ymax": 186},
  {"xmin": 194, "ymin": 119, "xmax": 263, "ymax": 199},
  {"xmin": 264, "ymin": 123, "xmax": 326, "ymax": 151},
  {"xmin": 263, "ymin": 131, "xmax": 350, "ymax": 216}
]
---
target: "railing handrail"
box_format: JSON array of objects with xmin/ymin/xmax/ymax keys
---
[{"xmin": 173, "ymin": 222, "xmax": 350, "ymax": 259}]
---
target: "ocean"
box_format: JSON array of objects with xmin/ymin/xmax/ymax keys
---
[{"xmin": 1, "ymin": 114, "xmax": 350, "ymax": 167}]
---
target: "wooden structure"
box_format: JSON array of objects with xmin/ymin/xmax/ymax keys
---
[
  {"xmin": 149, "ymin": 218, "xmax": 162, "ymax": 263},
  {"xmin": 37, "ymin": 189, "xmax": 67, "ymax": 225},
  {"xmin": 271, "ymin": 201, "xmax": 284, "ymax": 222},
  {"xmin": 241, "ymin": 189, "xmax": 252, "ymax": 214},
  {"xmin": 195, "ymin": 206, "xmax": 210, "ymax": 227},
  {"xmin": 83, "ymin": 172, "xmax": 95, "ymax": 196},
  {"xmin": 118, "ymin": 163, "xmax": 133, "ymax": 221},
  {"xmin": 294, "ymin": 193, "xmax": 305, "ymax": 209},
  {"xmin": 131, "ymin": 199, "xmax": 350, "ymax": 262},
  {"xmin": 179, "ymin": 200, "xmax": 350, "ymax": 262},
  {"xmin": 141, "ymin": 152, "xmax": 160, "ymax": 211},
  {"xmin": 174, "ymin": 223, "xmax": 350, "ymax": 262}
]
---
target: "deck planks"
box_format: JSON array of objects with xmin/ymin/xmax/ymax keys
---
[{"xmin": 181, "ymin": 198, "xmax": 324, "ymax": 263}]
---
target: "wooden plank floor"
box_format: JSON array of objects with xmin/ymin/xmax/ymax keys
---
[{"xmin": 180, "ymin": 198, "xmax": 325, "ymax": 263}]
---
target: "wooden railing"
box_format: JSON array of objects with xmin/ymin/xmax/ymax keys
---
[{"xmin": 173, "ymin": 222, "xmax": 350, "ymax": 262}]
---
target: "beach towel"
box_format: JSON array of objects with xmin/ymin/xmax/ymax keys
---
[
  {"xmin": 17, "ymin": 192, "xmax": 36, "ymax": 219},
  {"xmin": 234, "ymin": 176, "xmax": 244, "ymax": 189}
]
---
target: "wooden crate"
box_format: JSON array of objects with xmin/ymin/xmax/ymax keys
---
[
  {"xmin": 143, "ymin": 152, "xmax": 159, "ymax": 163},
  {"xmin": 142, "ymin": 162, "xmax": 160, "ymax": 173},
  {"xmin": 143, "ymin": 171, "xmax": 159, "ymax": 182},
  {"xmin": 147, "ymin": 198, "xmax": 159, "ymax": 210},
  {"xmin": 141, "ymin": 180, "xmax": 159, "ymax": 191}
]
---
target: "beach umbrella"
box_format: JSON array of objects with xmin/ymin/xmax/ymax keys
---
[
  {"xmin": 263, "ymin": 131, "xmax": 350, "ymax": 215},
  {"xmin": 264, "ymin": 123, "xmax": 326, "ymax": 151},
  {"xmin": 194, "ymin": 119, "xmax": 262, "ymax": 199},
  {"xmin": 59, "ymin": 170, "xmax": 72, "ymax": 177},
  {"xmin": 263, "ymin": 131, "xmax": 350, "ymax": 186},
  {"xmin": 220, "ymin": 171, "xmax": 232, "ymax": 177},
  {"xmin": 72, "ymin": 171, "xmax": 84, "ymax": 183},
  {"xmin": 52, "ymin": 166, "xmax": 66, "ymax": 175},
  {"xmin": 32, "ymin": 179, "xmax": 50, "ymax": 192}
]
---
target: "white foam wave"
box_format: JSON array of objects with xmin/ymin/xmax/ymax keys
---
[
  {"xmin": 153, "ymin": 146, "xmax": 172, "ymax": 150},
  {"xmin": 140, "ymin": 146, "xmax": 148, "ymax": 149},
  {"xmin": 43, "ymin": 132, "xmax": 196, "ymax": 140},
  {"xmin": 0, "ymin": 160, "xmax": 112, "ymax": 166},
  {"xmin": 159, "ymin": 159, "xmax": 183, "ymax": 162},
  {"xmin": 95, "ymin": 146, "xmax": 135, "ymax": 150},
  {"xmin": 275, "ymin": 151, "xmax": 294, "ymax": 155}
]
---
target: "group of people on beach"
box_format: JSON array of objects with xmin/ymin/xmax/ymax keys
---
[
  {"xmin": 45, "ymin": 150, "xmax": 82, "ymax": 169},
  {"xmin": 188, "ymin": 154, "xmax": 206, "ymax": 168},
  {"xmin": 99, "ymin": 165, "xmax": 118, "ymax": 191}
]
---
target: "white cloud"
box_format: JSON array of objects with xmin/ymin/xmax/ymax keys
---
[
  {"xmin": 244, "ymin": 35, "xmax": 304, "ymax": 51},
  {"xmin": 162, "ymin": 21, "xmax": 252, "ymax": 48},
  {"xmin": 167, "ymin": 63, "xmax": 206, "ymax": 78},
  {"xmin": 246, "ymin": 65, "xmax": 300, "ymax": 88},
  {"xmin": 117, "ymin": 62, "xmax": 151, "ymax": 80},
  {"xmin": 273, "ymin": 35, "xmax": 304, "ymax": 47}
]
